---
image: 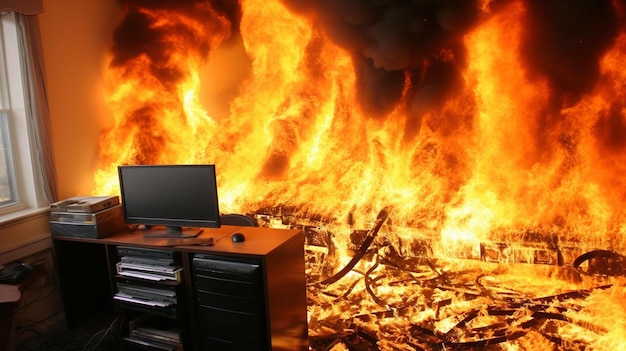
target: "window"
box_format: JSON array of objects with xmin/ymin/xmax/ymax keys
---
[
  {"xmin": 0, "ymin": 11, "xmax": 47, "ymax": 217},
  {"xmin": 0, "ymin": 111, "xmax": 18, "ymax": 206}
]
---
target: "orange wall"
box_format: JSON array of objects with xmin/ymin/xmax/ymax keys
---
[
  {"xmin": 0, "ymin": 1, "xmax": 122, "ymax": 260},
  {"xmin": 39, "ymin": 0, "xmax": 121, "ymax": 199}
]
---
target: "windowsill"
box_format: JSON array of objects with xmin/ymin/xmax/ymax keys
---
[{"xmin": 0, "ymin": 207, "xmax": 50, "ymax": 228}]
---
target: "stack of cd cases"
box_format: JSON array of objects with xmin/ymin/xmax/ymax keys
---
[
  {"xmin": 124, "ymin": 315, "xmax": 185, "ymax": 351},
  {"xmin": 113, "ymin": 246, "xmax": 183, "ymax": 320}
]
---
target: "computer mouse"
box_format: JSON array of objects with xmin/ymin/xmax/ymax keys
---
[{"xmin": 231, "ymin": 232, "xmax": 245, "ymax": 242}]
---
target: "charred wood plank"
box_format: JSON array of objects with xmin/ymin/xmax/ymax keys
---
[{"xmin": 313, "ymin": 208, "xmax": 390, "ymax": 287}]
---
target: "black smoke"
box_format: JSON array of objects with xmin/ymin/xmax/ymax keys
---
[
  {"xmin": 517, "ymin": 0, "xmax": 624, "ymax": 156},
  {"xmin": 111, "ymin": 0, "xmax": 234, "ymax": 87},
  {"xmin": 521, "ymin": 0, "xmax": 622, "ymax": 107},
  {"xmin": 280, "ymin": 0, "xmax": 481, "ymax": 123},
  {"xmin": 279, "ymin": 0, "xmax": 625, "ymax": 141}
]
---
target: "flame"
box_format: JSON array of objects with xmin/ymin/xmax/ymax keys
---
[
  {"xmin": 95, "ymin": 2, "xmax": 231, "ymax": 194},
  {"xmin": 94, "ymin": 0, "xmax": 626, "ymax": 252},
  {"xmin": 93, "ymin": 1, "xmax": 626, "ymax": 347},
  {"xmin": 441, "ymin": 1, "xmax": 546, "ymax": 245}
]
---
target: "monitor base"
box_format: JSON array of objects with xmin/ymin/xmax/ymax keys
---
[{"xmin": 141, "ymin": 226, "xmax": 202, "ymax": 238}]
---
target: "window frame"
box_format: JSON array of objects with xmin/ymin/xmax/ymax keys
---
[{"xmin": 0, "ymin": 10, "xmax": 47, "ymax": 219}]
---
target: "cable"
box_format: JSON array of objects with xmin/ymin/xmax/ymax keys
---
[{"xmin": 81, "ymin": 313, "xmax": 125, "ymax": 351}]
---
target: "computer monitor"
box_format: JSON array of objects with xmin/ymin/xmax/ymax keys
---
[{"xmin": 118, "ymin": 164, "xmax": 221, "ymax": 238}]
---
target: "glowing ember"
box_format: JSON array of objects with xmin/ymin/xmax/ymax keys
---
[{"xmin": 93, "ymin": 0, "xmax": 626, "ymax": 349}]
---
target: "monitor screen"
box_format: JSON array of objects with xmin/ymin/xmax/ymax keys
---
[{"xmin": 118, "ymin": 164, "xmax": 220, "ymax": 237}]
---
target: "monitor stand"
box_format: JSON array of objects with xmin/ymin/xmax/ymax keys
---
[{"xmin": 142, "ymin": 225, "xmax": 202, "ymax": 238}]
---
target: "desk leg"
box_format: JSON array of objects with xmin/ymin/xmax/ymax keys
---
[{"xmin": 0, "ymin": 303, "xmax": 17, "ymax": 351}]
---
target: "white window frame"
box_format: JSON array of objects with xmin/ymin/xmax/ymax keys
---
[{"xmin": 0, "ymin": 11, "xmax": 47, "ymax": 219}]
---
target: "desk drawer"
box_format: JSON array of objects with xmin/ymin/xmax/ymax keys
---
[
  {"xmin": 197, "ymin": 305, "xmax": 266, "ymax": 348},
  {"xmin": 196, "ymin": 289, "xmax": 260, "ymax": 313}
]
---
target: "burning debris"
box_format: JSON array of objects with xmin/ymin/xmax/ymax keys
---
[{"xmin": 247, "ymin": 208, "xmax": 626, "ymax": 350}]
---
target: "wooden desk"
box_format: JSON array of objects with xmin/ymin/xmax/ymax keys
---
[
  {"xmin": 52, "ymin": 225, "xmax": 308, "ymax": 351},
  {"xmin": 0, "ymin": 284, "xmax": 20, "ymax": 304},
  {"xmin": 0, "ymin": 284, "xmax": 20, "ymax": 351}
]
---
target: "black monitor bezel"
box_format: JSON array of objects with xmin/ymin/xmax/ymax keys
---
[{"xmin": 117, "ymin": 164, "xmax": 221, "ymax": 235}]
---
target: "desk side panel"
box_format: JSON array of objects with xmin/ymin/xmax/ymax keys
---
[
  {"xmin": 52, "ymin": 239, "xmax": 114, "ymax": 329},
  {"xmin": 265, "ymin": 230, "xmax": 309, "ymax": 351}
]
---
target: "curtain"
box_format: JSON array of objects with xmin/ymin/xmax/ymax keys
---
[
  {"xmin": 1, "ymin": 0, "xmax": 58, "ymax": 203},
  {"xmin": 16, "ymin": 14, "xmax": 59, "ymax": 204},
  {"xmin": 0, "ymin": 0, "xmax": 43, "ymax": 15}
]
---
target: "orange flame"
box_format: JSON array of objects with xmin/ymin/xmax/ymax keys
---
[{"xmin": 95, "ymin": 1, "xmax": 626, "ymax": 255}]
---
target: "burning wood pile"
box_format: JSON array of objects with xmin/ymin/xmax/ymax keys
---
[{"xmin": 253, "ymin": 208, "xmax": 626, "ymax": 351}]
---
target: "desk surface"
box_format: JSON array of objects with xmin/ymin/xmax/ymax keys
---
[
  {"xmin": 52, "ymin": 225, "xmax": 303, "ymax": 257},
  {"xmin": 0, "ymin": 285, "xmax": 20, "ymax": 305}
]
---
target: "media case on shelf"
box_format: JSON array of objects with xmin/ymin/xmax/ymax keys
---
[{"xmin": 114, "ymin": 246, "xmax": 187, "ymax": 350}]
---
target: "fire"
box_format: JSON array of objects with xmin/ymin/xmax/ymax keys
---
[
  {"xmin": 93, "ymin": 0, "xmax": 626, "ymax": 349},
  {"xmin": 95, "ymin": 2, "xmax": 232, "ymax": 193},
  {"xmin": 441, "ymin": 1, "xmax": 546, "ymax": 246}
]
